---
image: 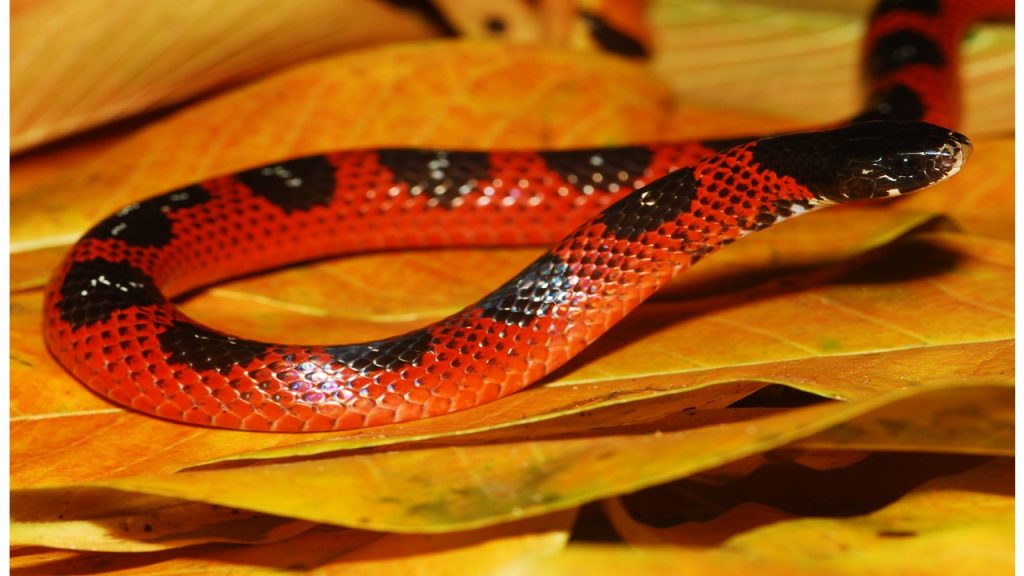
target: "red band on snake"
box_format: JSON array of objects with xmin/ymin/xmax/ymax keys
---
[{"xmin": 44, "ymin": 0, "xmax": 1009, "ymax": 431}]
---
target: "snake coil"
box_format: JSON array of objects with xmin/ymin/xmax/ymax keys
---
[{"xmin": 44, "ymin": 0, "xmax": 1008, "ymax": 431}]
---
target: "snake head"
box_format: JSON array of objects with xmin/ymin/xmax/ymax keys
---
[{"xmin": 751, "ymin": 121, "xmax": 972, "ymax": 204}]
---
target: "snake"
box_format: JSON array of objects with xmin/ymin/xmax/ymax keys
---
[{"xmin": 44, "ymin": 0, "xmax": 1010, "ymax": 432}]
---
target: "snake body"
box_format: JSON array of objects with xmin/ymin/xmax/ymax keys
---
[{"xmin": 44, "ymin": 0, "xmax": 1007, "ymax": 431}]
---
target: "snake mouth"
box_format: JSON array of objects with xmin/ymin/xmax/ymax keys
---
[
  {"xmin": 884, "ymin": 139, "xmax": 970, "ymax": 197},
  {"xmin": 918, "ymin": 133, "xmax": 972, "ymax": 195},
  {"xmin": 874, "ymin": 129, "xmax": 972, "ymax": 198},
  {"xmin": 939, "ymin": 130, "xmax": 972, "ymax": 176}
]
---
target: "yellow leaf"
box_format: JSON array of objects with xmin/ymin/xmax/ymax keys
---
[
  {"xmin": 10, "ymin": 0, "xmax": 443, "ymax": 151},
  {"xmin": 172, "ymin": 208, "xmax": 945, "ymax": 325},
  {"xmin": 11, "ymin": 511, "xmax": 575, "ymax": 574},
  {"xmin": 794, "ymin": 385, "xmax": 1014, "ymax": 455},
  {"xmin": 11, "ymin": 488, "xmax": 315, "ymax": 552},
  {"xmin": 526, "ymin": 459, "xmax": 1012, "ymax": 576},
  {"xmin": 10, "ymin": 42, "xmax": 671, "ymax": 252},
  {"xmin": 12, "ymin": 384, "xmax": 1008, "ymax": 535},
  {"xmin": 10, "ymin": 1, "xmax": 1015, "ymax": 565},
  {"xmin": 650, "ymin": 1, "xmax": 1014, "ymax": 135},
  {"xmin": 892, "ymin": 137, "xmax": 1015, "ymax": 241},
  {"xmin": 11, "ymin": 232, "xmax": 1012, "ymax": 486},
  {"xmin": 10, "ymin": 246, "xmax": 69, "ymax": 292}
]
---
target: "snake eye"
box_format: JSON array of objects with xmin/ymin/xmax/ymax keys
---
[
  {"xmin": 888, "ymin": 150, "xmax": 937, "ymax": 183},
  {"xmin": 899, "ymin": 154, "xmax": 918, "ymax": 169},
  {"xmin": 891, "ymin": 152, "xmax": 930, "ymax": 178}
]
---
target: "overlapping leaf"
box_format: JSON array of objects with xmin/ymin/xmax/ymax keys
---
[
  {"xmin": 9, "ymin": 0, "xmax": 1014, "ymax": 570},
  {"xmin": 12, "ymin": 0, "xmax": 660, "ymax": 152},
  {"xmin": 651, "ymin": 0, "xmax": 1015, "ymax": 135},
  {"xmin": 11, "ymin": 511, "xmax": 576, "ymax": 574},
  {"xmin": 11, "ymin": 0, "xmax": 442, "ymax": 151},
  {"xmin": 9, "ymin": 41, "xmax": 672, "ymax": 254},
  {"xmin": 11, "ymin": 490, "xmax": 316, "ymax": 552},
  {"xmin": 507, "ymin": 459, "xmax": 1012, "ymax": 575},
  {"xmin": 11, "ymin": 228, "xmax": 1013, "ymax": 488},
  {"xmin": 12, "ymin": 383, "xmax": 1010, "ymax": 540}
]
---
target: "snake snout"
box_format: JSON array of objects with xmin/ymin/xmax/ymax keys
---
[
  {"xmin": 849, "ymin": 122, "xmax": 973, "ymax": 199},
  {"xmin": 935, "ymin": 130, "xmax": 971, "ymax": 177},
  {"xmin": 914, "ymin": 128, "xmax": 972, "ymax": 191}
]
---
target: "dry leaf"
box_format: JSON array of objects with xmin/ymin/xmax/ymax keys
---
[
  {"xmin": 11, "ymin": 489, "xmax": 315, "ymax": 552},
  {"xmin": 651, "ymin": 1, "xmax": 1014, "ymax": 135},
  {"xmin": 793, "ymin": 385, "xmax": 1013, "ymax": 455},
  {"xmin": 9, "ymin": 0, "xmax": 1014, "ymax": 568},
  {"xmin": 12, "ymin": 382, "xmax": 1009, "ymax": 535},
  {"xmin": 11, "ymin": 230, "xmax": 1012, "ymax": 487},
  {"xmin": 173, "ymin": 208, "xmax": 945, "ymax": 326},
  {"xmin": 892, "ymin": 137, "xmax": 1015, "ymax": 241},
  {"xmin": 10, "ymin": 0, "xmax": 442, "ymax": 151},
  {"xmin": 12, "ymin": 0, "xmax": 656, "ymax": 152},
  {"xmin": 10, "ymin": 42, "xmax": 671, "ymax": 253},
  {"xmin": 512, "ymin": 458, "xmax": 1012, "ymax": 575},
  {"xmin": 12, "ymin": 511, "xmax": 575, "ymax": 574}
]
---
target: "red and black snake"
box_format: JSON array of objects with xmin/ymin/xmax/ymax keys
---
[{"xmin": 44, "ymin": 0, "xmax": 1010, "ymax": 432}]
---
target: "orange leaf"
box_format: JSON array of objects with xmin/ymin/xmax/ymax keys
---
[
  {"xmin": 10, "ymin": 1, "xmax": 1015, "ymax": 563},
  {"xmin": 11, "ymin": 228, "xmax": 1013, "ymax": 487},
  {"xmin": 10, "ymin": 0, "xmax": 443, "ymax": 151},
  {"xmin": 11, "ymin": 511, "xmax": 575, "ymax": 573},
  {"xmin": 13, "ymin": 384, "xmax": 1005, "ymax": 535},
  {"xmin": 893, "ymin": 137, "xmax": 1015, "ymax": 241},
  {"xmin": 11, "ymin": 488, "xmax": 316, "ymax": 552},
  {"xmin": 522, "ymin": 459, "xmax": 1012, "ymax": 575},
  {"xmin": 650, "ymin": 1, "xmax": 1014, "ymax": 135},
  {"xmin": 10, "ymin": 42, "xmax": 672, "ymax": 253},
  {"xmin": 794, "ymin": 385, "xmax": 1014, "ymax": 455}
]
